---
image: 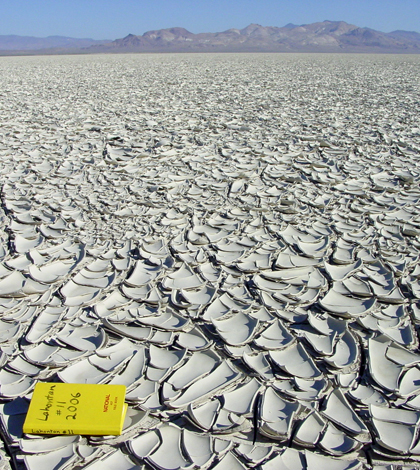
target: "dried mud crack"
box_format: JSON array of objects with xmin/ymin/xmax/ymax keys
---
[{"xmin": 0, "ymin": 52, "xmax": 419, "ymax": 470}]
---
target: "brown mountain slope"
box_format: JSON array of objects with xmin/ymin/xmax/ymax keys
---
[
  {"xmin": 2, "ymin": 21, "xmax": 419, "ymax": 55},
  {"xmin": 86, "ymin": 21, "xmax": 420, "ymax": 53}
]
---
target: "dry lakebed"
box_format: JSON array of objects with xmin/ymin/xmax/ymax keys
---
[{"xmin": 0, "ymin": 52, "xmax": 419, "ymax": 469}]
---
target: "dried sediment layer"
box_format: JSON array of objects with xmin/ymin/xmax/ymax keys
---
[{"xmin": 0, "ymin": 53, "xmax": 419, "ymax": 470}]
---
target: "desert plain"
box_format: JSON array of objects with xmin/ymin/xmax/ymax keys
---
[{"xmin": 0, "ymin": 52, "xmax": 419, "ymax": 469}]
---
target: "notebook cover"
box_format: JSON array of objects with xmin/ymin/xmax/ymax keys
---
[{"xmin": 23, "ymin": 383, "xmax": 127, "ymax": 436}]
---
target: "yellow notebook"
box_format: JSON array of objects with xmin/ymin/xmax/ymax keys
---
[{"xmin": 23, "ymin": 383, "xmax": 127, "ymax": 436}]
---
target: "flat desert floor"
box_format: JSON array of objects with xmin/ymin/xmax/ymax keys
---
[{"xmin": 0, "ymin": 53, "xmax": 419, "ymax": 470}]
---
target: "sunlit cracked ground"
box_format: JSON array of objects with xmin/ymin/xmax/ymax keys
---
[{"xmin": 0, "ymin": 53, "xmax": 419, "ymax": 470}]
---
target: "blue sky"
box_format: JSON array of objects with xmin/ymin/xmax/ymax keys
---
[{"xmin": 1, "ymin": 0, "xmax": 419, "ymax": 39}]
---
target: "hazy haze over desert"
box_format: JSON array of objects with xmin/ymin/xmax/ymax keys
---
[{"xmin": 0, "ymin": 52, "xmax": 420, "ymax": 469}]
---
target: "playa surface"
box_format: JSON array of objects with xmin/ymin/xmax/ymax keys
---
[{"xmin": 0, "ymin": 52, "xmax": 419, "ymax": 469}]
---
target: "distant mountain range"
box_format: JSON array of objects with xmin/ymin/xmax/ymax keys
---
[
  {"xmin": 2, "ymin": 21, "xmax": 420, "ymax": 54},
  {"xmin": 0, "ymin": 35, "xmax": 111, "ymax": 51}
]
